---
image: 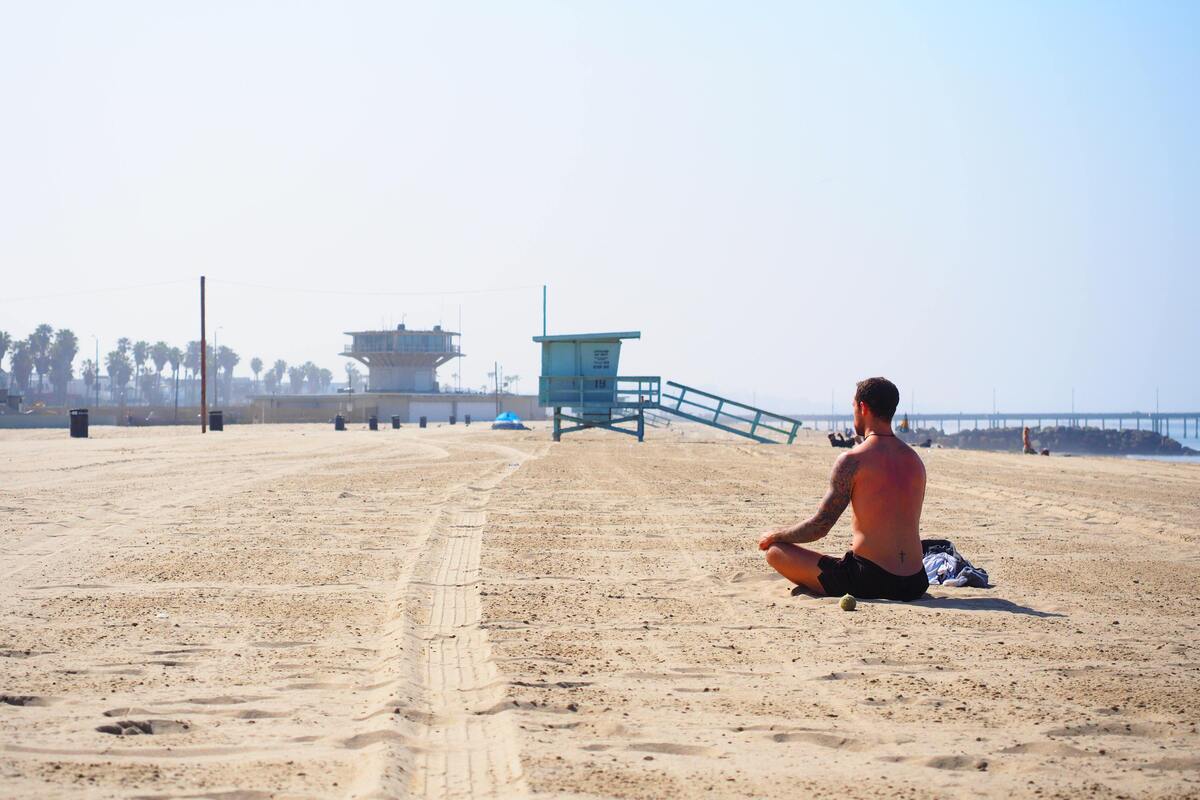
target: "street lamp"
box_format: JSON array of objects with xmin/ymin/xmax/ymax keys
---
[
  {"xmin": 212, "ymin": 326, "xmax": 223, "ymax": 407},
  {"xmin": 91, "ymin": 334, "xmax": 100, "ymax": 408}
]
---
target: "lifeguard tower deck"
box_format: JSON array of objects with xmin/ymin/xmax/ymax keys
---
[{"xmin": 533, "ymin": 331, "xmax": 802, "ymax": 444}]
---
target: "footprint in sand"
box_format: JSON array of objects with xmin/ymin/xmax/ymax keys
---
[
  {"xmin": 184, "ymin": 695, "xmax": 263, "ymax": 705},
  {"xmin": 96, "ymin": 719, "xmax": 193, "ymax": 736},
  {"xmin": 922, "ymin": 755, "xmax": 989, "ymax": 771},
  {"xmin": 628, "ymin": 742, "xmax": 717, "ymax": 757},
  {"xmin": 1047, "ymin": 721, "xmax": 1161, "ymax": 737},
  {"xmin": 1001, "ymin": 742, "xmax": 1091, "ymax": 757},
  {"xmin": 771, "ymin": 731, "xmax": 876, "ymax": 752}
]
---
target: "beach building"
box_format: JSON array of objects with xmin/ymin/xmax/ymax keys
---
[{"xmin": 250, "ymin": 325, "xmax": 543, "ymax": 424}]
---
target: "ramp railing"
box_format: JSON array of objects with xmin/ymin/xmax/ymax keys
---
[{"xmin": 659, "ymin": 381, "xmax": 802, "ymax": 444}]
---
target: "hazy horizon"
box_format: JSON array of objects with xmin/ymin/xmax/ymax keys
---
[{"xmin": 2, "ymin": 3, "xmax": 1197, "ymax": 414}]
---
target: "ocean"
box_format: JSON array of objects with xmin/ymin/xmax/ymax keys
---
[{"xmin": 1126, "ymin": 435, "xmax": 1200, "ymax": 464}]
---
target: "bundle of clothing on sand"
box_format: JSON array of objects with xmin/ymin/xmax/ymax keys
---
[{"xmin": 921, "ymin": 539, "xmax": 989, "ymax": 588}]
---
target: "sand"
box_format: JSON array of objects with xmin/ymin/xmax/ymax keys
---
[{"xmin": 1, "ymin": 422, "xmax": 1197, "ymax": 798}]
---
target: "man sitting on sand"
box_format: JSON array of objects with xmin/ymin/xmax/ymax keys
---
[{"xmin": 759, "ymin": 377, "xmax": 929, "ymax": 601}]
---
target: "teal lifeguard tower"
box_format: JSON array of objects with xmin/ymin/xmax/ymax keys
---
[
  {"xmin": 533, "ymin": 331, "xmax": 660, "ymax": 441},
  {"xmin": 533, "ymin": 330, "xmax": 803, "ymax": 444}
]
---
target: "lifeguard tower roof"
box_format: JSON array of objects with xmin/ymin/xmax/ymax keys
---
[{"xmin": 532, "ymin": 331, "xmax": 640, "ymax": 343}]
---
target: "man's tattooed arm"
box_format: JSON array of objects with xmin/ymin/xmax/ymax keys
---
[{"xmin": 772, "ymin": 453, "xmax": 858, "ymax": 544}]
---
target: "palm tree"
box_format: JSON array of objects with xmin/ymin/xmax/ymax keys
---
[
  {"xmin": 250, "ymin": 357, "xmax": 263, "ymax": 392},
  {"xmin": 151, "ymin": 341, "xmax": 170, "ymax": 404},
  {"xmin": 345, "ymin": 363, "xmax": 361, "ymax": 392},
  {"xmin": 318, "ymin": 368, "xmax": 332, "ymax": 393},
  {"xmin": 168, "ymin": 346, "xmax": 183, "ymax": 419},
  {"xmin": 9, "ymin": 341, "xmax": 33, "ymax": 393},
  {"xmin": 203, "ymin": 344, "xmax": 217, "ymax": 406},
  {"xmin": 303, "ymin": 361, "xmax": 320, "ymax": 394},
  {"xmin": 116, "ymin": 337, "xmax": 131, "ymax": 354},
  {"xmin": 81, "ymin": 359, "xmax": 96, "ymax": 402},
  {"xmin": 184, "ymin": 341, "xmax": 200, "ymax": 403},
  {"xmin": 287, "ymin": 366, "xmax": 305, "ymax": 394},
  {"xmin": 216, "ymin": 346, "xmax": 239, "ymax": 406},
  {"xmin": 132, "ymin": 341, "xmax": 149, "ymax": 403},
  {"xmin": 263, "ymin": 369, "xmax": 279, "ymax": 394},
  {"xmin": 29, "ymin": 323, "xmax": 53, "ymax": 396},
  {"xmin": 273, "ymin": 359, "xmax": 286, "ymax": 387},
  {"xmin": 105, "ymin": 349, "xmax": 133, "ymax": 405},
  {"xmin": 49, "ymin": 329, "xmax": 79, "ymax": 405},
  {"xmin": 0, "ymin": 330, "xmax": 10, "ymax": 387}
]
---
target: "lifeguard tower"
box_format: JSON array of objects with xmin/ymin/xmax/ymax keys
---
[
  {"xmin": 533, "ymin": 331, "xmax": 660, "ymax": 441},
  {"xmin": 533, "ymin": 330, "xmax": 803, "ymax": 444}
]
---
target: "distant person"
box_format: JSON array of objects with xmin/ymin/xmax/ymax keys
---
[
  {"xmin": 760, "ymin": 377, "xmax": 929, "ymax": 601},
  {"xmin": 827, "ymin": 432, "xmax": 853, "ymax": 449},
  {"xmin": 1022, "ymin": 426, "xmax": 1036, "ymax": 455}
]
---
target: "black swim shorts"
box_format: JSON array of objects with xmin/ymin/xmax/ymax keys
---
[{"xmin": 817, "ymin": 551, "xmax": 928, "ymax": 601}]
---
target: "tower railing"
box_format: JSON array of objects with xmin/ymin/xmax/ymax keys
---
[
  {"xmin": 342, "ymin": 344, "xmax": 461, "ymax": 355},
  {"xmin": 537, "ymin": 375, "xmax": 661, "ymax": 411}
]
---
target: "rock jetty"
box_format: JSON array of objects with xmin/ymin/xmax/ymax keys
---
[{"xmin": 901, "ymin": 426, "xmax": 1197, "ymax": 456}]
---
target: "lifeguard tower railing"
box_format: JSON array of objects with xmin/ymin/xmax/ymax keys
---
[
  {"xmin": 660, "ymin": 381, "xmax": 802, "ymax": 444},
  {"xmin": 538, "ymin": 375, "xmax": 661, "ymax": 442},
  {"xmin": 537, "ymin": 375, "xmax": 661, "ymax": 411}
]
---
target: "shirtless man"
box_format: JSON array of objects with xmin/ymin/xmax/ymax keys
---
[{"xmin": 759, "ymin": 377, "xmax": 929, "ymax": 601}]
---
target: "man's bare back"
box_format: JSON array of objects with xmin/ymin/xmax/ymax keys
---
[
  {"xmin": 759, "ymin": 377, "xmax": 929, "ymax": 601},
  {"xmin": 844, "ymin": 434, "xmax": 926, "ymax": 574}
]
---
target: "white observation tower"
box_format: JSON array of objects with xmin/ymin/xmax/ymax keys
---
[{"xmin": 342, "ymin": 324, "xmax": 461, "ymax": 392}]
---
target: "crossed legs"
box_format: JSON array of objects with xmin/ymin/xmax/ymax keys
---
[{"xmin": 764, "ymin": 543, "xmax": 828, "ymax": 596}]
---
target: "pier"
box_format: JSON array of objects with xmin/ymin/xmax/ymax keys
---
[{"xmin": 795, "ymin": 411, "xmax": 1200, "ymax": 439}]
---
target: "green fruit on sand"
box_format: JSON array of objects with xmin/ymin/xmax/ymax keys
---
[{"xmin": 839, "ymin": 594, "xmax": 857, "ymax": 611}]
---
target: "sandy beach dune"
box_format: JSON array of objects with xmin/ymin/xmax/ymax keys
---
[{"xmin": 1, "ymin": 423, "xmax": 1197, "ymax": 798}]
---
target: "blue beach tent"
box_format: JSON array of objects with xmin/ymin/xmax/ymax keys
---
[{"xmin": 492, "ymin": 411, "xmax": 528, "ymax": 430}]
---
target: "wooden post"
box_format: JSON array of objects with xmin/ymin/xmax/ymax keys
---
[{"xmin": 200, "ymin": 275, "xmax": 207, "ymax": 433}]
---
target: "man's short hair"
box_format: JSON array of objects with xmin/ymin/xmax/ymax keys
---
[{"xmin": 854, "ymin": 377, "xmax": 900, "ymax": 421}]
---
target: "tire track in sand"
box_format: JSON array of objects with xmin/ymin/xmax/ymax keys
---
[
  {"xmin": 410, "ymin": 504, "xmax": 527, "ymax": 798},
  {"xmin": 351, "ymin": 441, "xmax": 541, "ymax": 799}
]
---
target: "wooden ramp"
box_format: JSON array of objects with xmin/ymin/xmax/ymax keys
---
[{"xmin": 658, "ymin": 381, "xmax": 802, "ymax": 444}]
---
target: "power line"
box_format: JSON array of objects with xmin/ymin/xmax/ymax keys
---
[
  {"xmin": 205, "ymin": 278, "xmax": 542, "ymax": 298},
  {"xmin": 0, "ymin": 279, "xmax": 192, "ymax": 304},
  {"xmin": 0, "ymin": 277, "xmax": 543, "ymax": 304}
]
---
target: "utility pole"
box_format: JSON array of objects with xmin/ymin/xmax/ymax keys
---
[
  {"xmin": 494, "ymin": 360, "xmax": 500, "ymax": 416},
  {"xmin": 200, "ymin": 276, "xmax": 207, "ymax": 433},
  {"xmin": 542, "ymin": 284, "xmax": 547, "ymax": 337}
]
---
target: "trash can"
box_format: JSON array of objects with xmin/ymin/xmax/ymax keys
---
[
  {"xmin": 449, "ymin": 415, "xmax": 456, "ymax": 426},
  {"xmin": 391, "ymin": 415, "xmax": 401, "ymax": 429},
  {"xmin": 209, "ymin": 410, "xmax": 224, "ymax": 431},
  {"xmin": 69, "ymin": 408, "xmax": 88, "ymax": 438},
  {"xmin": 419, "ymin": 416, "xmax": 427, "ymax": 429},
  {"xmin": 368, "ymin": 416, "xmax": 378, "ymax": 431},
  {"xmin": 465, "ymin": 414, "xmax": 471, "ymax": 426},
  {"xmin": 334, "ymin": 414, "xmax": 345, "ymax": 431}
]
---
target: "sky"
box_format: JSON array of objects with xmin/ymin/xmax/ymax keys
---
[{"xmin": 1, "ymin": 1, "xmax": 1196, "ymax": 413}]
